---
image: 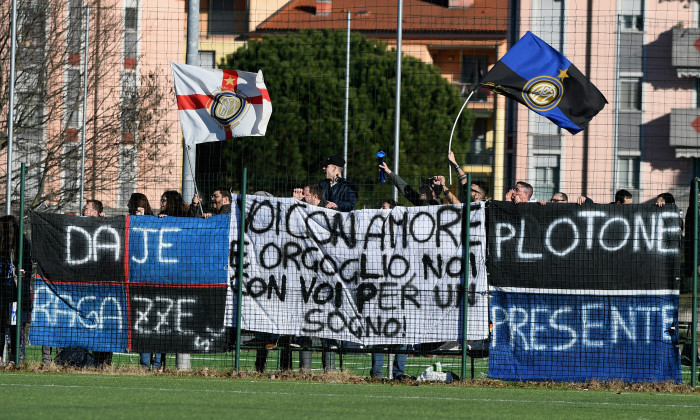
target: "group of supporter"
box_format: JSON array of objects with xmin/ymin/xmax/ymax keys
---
[{"xmin": 4, "ymin": 151, "xmax": 697, "ymax": 376}]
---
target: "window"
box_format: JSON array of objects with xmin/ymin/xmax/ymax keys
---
[
  {"xmin": 65, "ymin": 68, "xmax": 81, "ymax": 129},
  {"xmin": 67, "ymin": 0, "xmax": 83, "ymax": 54},
  {"xmin": 621, "ymin": 15, "xmax": 643, "ymax": 32},
  {"xmin": 199, "ymin": 51, "xmax": 215, "ymax": 69},
  {"xmin": 461, "ymin": 54, "xmax": 490, "ymax": 101},
  {"xmin": 620, "ymin": 78, "xmax": 641, "ymax": 111},
  {"xmin": 617, "ymin": 156, "xmax": 640, "ymax": 190},
  {"xmin": 62, "ymin": 145, "xmax": 80, "ymax": 203},
  {"xmin": 121, "ymin": 72, "xmax": 138, "ymax": 143},
  {"xmin": 117, "ymin": 145, "xmax": 137, "ymax": 207},
  {"xmin": 125, "ymin": 7, "xmax": 137, "ymax": 30},
  {"xmin": 209, "ymin": 0, "xmax": 248, "ymax": 36},
  {"xmin": 467, "ymin": 118, "xmax": 492, "ymax": 165},
  {"xmin": 533, "ymin": 155, "xmax": 560, "ymax": 201},
  {"xmin": 123, "ymin": 6, "xmax": 138, "ymax": 69}
]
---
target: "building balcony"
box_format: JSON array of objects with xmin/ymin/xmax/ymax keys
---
[
  {"xmin": 672, "ymin": 27, "xmax": 700, "ymax": 77},
  {"xmin": 670, "ymin": 108, "xmax": 700, "ymax": 157}
]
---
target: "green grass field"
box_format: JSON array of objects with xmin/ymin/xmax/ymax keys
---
[{"xmin": 1, "ymin": 372, "xmax": 699, "ymax": 419}]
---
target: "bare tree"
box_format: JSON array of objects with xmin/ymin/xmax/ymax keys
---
[{"xmin": 0, "ymin": 0, "xmax": 175, "ymax": 214}]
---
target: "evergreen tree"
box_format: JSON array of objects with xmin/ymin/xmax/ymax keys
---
[{"xmin": 200, "ymin": 30, "xmax": 473, "ymax": 208}]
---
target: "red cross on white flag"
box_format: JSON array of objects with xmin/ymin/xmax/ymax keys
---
[{"xmin": 171, "ymin": 62, "xmax": 272, "ymax": 145}]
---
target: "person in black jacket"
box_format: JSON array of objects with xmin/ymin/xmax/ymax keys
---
[
  {"xmin": 378, "ymin": 161, "xmax": 442, "ymax": 206},
  {"xmin": 189, "ymin": 187, "xmax": 232, "ymax": 219},
  {"xmin": 319, "ymin": 154, "xmax": 358, "ymax": 212}
]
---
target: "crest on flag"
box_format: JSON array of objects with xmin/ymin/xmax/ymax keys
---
[
  {"xmin": 171, "ymin": 62, "xmax": 272, "ymax": 145},
  {"xmin": 521, "ymin": 75, "xmax": 562, "ymax": 110},
  {"xmin": 209, "ymin": 90, "xmax": 249, "ymax": 127}
]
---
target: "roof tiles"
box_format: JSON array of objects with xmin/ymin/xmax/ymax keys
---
[{"xmin": 257, "ymin": 0, "xmax": 508, "ymax": 33}]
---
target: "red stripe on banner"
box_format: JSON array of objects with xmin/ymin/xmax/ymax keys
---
[
  {"xmin": 126, "ymin": 282, "xmax": 227, "ymax": 289},
  {"xmin": 177, "ymin": 94, "xmax": 212, "ymax": 110},
  {"xmin": 124, "ymin": 215, "xmax": 130, "ymax": 283},
  {"xmin": 222, "ymin": 69, "xmax": 239, "ymax": 90},
  {"xmin": 260, "ymin": 88, "xmax": 270, "ymax": 102},
  {"xmin": 125, "ymin": 215, "xmax": 132, "ymax": 350},
  {"xmin": 224, "ymin": 125, "xmax": 233, "ymax": 140},
  {"xmin": 40, "ymin": 280, "xmax": 226, "ymax": 288}
]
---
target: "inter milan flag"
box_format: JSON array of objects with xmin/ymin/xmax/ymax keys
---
[
  {"xmin": 171, "ymin": 62, "xmax": 272, "ymax": 145},
  {"xmin": 480, "ymin": 32, "xmax": 607, "ymax": 135}
]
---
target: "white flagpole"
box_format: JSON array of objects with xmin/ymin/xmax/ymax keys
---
[{"xmin": 448, "ymin": 90, "xmax": 474, "ymax": 185}]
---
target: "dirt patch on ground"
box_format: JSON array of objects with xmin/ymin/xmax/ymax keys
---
[{"xmin": 9, "ymin": 361, "xmax": 696, "ymax": 393}]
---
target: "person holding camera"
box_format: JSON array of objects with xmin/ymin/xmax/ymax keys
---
[{"xmin": 378, "ymin": 162, "xmax": 443, "ymax": 206}]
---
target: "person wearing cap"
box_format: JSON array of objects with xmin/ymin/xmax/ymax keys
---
[
  {"xmin": 319, "ymin": 154, "xmax": 358, "ymax": 212},
  {"xmin": 378, "ymin": 162, "xmax": 442, "ymax": 206}
]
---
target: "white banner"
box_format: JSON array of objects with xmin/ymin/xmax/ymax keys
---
[{"xmin": 226, "ymin": 197, "xmax": 488, "ymax": 345}]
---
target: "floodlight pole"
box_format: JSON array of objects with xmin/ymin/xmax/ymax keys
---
[
  {"xmin": 692, "ymin": 178, "xmax": 698, "ymax": 388},
  {"xmin": 14, "ymin": 163, "xmax": 25, "ymax": 366},
  {"xmin": 5, "ymin": 0, "xmax": 18, "ymax": 215},
  {"xmin": 392, "ymin": 0, "xmax": 404, "ymax": 202},
  {"xmin": 79, "ymin": 6, "xmax": 90, "ymax": 212},
  {"xmin": 343, "ymin": 10, "xmax": 351, "ymax": 179}
]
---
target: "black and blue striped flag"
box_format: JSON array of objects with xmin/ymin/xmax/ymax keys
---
[{"xmin": 481, "ymin": 31, "xmax": 607, "ymax": 135}]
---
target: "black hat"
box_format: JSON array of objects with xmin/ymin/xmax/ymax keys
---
[{"xmin": 324, "ymin": 154, "xmax": 345, "ymax": 168}]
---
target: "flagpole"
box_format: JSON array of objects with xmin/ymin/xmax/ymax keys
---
[
  {"xmin": 177, "ymin": 0, "xmax": 200, "ymax": 372},
  {"xmin": 448, "ymin": 90, "xmax": 474, "ymax": 185},
  {"xmin": 182, "ymin": 0, "xmax": 200, "ymax": 213},
  {"xmin": 184, "ymin": 145, "xmax": 202, "ymax": 216}
]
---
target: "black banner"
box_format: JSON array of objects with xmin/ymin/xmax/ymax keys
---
[
  {"xmin": 31, "ymin": 212, "xmax": 126, "ymax": 283},
  {"xmin": 129, "ymin": 285, "xmax": 229, "ymax": 353},
  {"xmin": 486, "ymin": 202, "xmax": 682, "ymax": 290}
]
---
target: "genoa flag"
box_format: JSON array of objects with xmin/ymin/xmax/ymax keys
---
[
  {"xmin": 480, "ymin": 32, "xmax": 607, "ymax": 135},
  {"xmin": 171, "ymin": 62, "xmax": 272, "ymax": 144}
]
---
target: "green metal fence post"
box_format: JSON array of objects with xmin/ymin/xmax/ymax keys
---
[
  {"xmin": 692, "ymin": 178, "xmax": 698, "ymax": 387},
  {"xmin": 234, "ymin": 168, "xmax": 248, "ymax": 371},
  {"xmin": 13, "ymin": 163, "xmax": 25, "ymax": 366},
  {"xmin": 460, "ymin": 173, "xmax": 471, "ymax": 382}
]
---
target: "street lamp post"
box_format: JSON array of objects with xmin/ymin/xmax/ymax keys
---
[
  {"xmin": 343, "ymin": 10, "xmax": 351, "ymax": 179},
  {"xmin": 343, "ymin": 10, "xmax": 368, "ymax": 179}
]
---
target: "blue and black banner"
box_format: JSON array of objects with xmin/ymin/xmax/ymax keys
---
[
  {"xmin": 29, "ymin": 212, "xmax": 230, "ymax": 353},
  {"xmin": 480, "ymin": 31, "xmax": 607, "ymax": 135},
  {"xmin": 487, "ymin": 201, "xmax": 682, "ymax": 382}
]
